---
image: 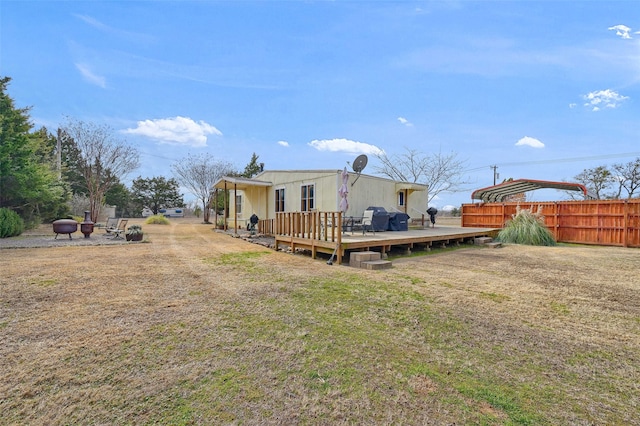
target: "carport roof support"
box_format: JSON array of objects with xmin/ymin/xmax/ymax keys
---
[{"xmin": 471, "ymin": 179, "xmax": 595, "ymax": 202}]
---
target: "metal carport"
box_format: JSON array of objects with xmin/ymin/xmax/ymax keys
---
[{"xmin": 471, "ymin": 179, "xmax": 596, "ymax": 203}]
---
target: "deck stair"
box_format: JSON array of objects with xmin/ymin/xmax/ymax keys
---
[
  {"xmin": 349, "ymin": 251, "xmax": 392, "ymax": 270},
  {"xmin": 474, "ymin": 236, "xmax": 502, "ymax": 248}
]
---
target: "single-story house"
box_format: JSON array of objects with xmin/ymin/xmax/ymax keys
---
[{"xmin": 212, "ymin": 169, "xmax": 428, "ymax": 229}]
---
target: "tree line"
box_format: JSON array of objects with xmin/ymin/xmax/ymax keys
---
[
  {"xmin": 572, "ymin": 161, "xmax": 640, "ymax": 200},
  {"xmin": 0, "ymin": 76, "xmax": 261, "ymax": 231}
]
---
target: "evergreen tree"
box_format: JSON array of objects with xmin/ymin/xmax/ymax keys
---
[
  {"xmin": 130, "ymin": 176, "xmax": 184, "ymax": 216},
  {"xmin": 0, "ymin": 77, "xmax": 67, "ymax": 226},
  {"xmin": 242, "ymin": 152, "xmax": 262, "ymax": 178},
  {"xmin": 105, "ymin": 181, "xmax": 133, "ymax": 217}
]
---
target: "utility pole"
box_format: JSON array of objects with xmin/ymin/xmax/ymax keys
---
[
  {"xmin": 490, "ymin": 165, "xmax": 499, "ymax": 186},
  {"xmin": 57, "ymin": 128, "xmax": 62, "ymax": 180}
]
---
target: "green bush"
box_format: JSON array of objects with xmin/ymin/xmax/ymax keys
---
[
  {"xmin": 126, "ymin": 224, "xmax": 143, "ymax": 235},
  {"xmin": 145, "ymin": 215, "xmax": 170, "ymax": 225},
  {"xmin": 0, "ymin": 208, "xmax": 25, "ymax": 238},
  {"xmin": 496, "ymin": 206, "xmax": 556, "ymax": 246}
]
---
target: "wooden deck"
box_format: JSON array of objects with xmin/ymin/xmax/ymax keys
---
[{"xmin": 274, "ymin": 224, "xmax": 500, "ymax": 265}]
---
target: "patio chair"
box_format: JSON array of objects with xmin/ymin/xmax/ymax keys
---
[
  {"xmin": 106, "ymin": 219, "xmax": 128, "ymax": 239},
  {"xmin": 103, "ymin": 217, "xmax": 118, "ymax": 234},
  {"xmin": 361, "ymin": 209, "xmax": 375, "ymax": 235},
  {"xmin": 354, "ymin": 210, "xmax": 376, "ymax": 235}
]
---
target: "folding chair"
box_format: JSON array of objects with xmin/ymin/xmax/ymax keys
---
[
  {"xmin": 107, "ymin": 219, "xmax": 128, "ymax": 239},
  {"xmin": 361, "ymin": 209, "xmax": 375, "ymax": 235},
  {"xmin": 103, "ymin": 217, "xmax": 118, "ymax": 234}
]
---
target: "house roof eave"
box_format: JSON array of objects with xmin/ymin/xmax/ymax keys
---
[
  {"xmin": 395, "ymin": 182, "xmax": 428, "ymax": 192},
  {"xmin": 212, "ymin": 176, "xmax": 273, "ymax": 191}
]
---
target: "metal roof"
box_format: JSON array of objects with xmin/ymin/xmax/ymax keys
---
[
  {"xmin": 395, "ymin": 182, "xmax": 428, "ymax": 192},
  {"xmin": 212, "ymin": 176, "xmax": 272, "ymax": 191},
  {"xmin": 471, "ymin": 179, "xmax": 596, "ymax": 202}
]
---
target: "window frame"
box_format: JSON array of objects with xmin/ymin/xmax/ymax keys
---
[
  {"xmin": 275, "ymin": 187, "xmax": 285, "ymax": 213},
  {"xmin": 235, "ymin": 194, "xmax": 243, "ymax": 217},
  {"xmin": 398, "ymin": 191, "xmax": 405, "ymax": 207},
  {"xmin": 300, "ymin": 183, "xmax": 315, "ymax": 212}
]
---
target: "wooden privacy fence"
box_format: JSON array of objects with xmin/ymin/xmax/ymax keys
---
[{"xmin": 461, "ymin": 200, "xmax": 640, "ymax": 248}]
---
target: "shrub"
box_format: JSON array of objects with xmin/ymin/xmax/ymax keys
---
[
  {"xmin": 145, "ymin": 215, "xmax": 170, "ymax": 225},
  {"xmin": 126, "ymin": 224, "xmax": 143, "ymax": 235},
  {"xmin": 0, "ymin": 208, "xmax": 25, "ymax": 238},
  {"xmin": 496, "ymin": 206, "xmax": 556, "ymax": 246}
]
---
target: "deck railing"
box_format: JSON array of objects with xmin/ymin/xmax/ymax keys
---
[
  {"xmin": 461, "ymin": 199, "xmax": 640, "ymax": 247},
  {"xmin": 257, "ymin": 219, "xmax": 275, "ymax": 235},
  {"xmin": 275, "ymin": 211, "xmax": 344, "ymax": 243}
]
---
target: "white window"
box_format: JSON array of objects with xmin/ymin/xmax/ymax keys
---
[
  {"xmin": 301, "ymin": 184, "xmax": 315, "ymax": 211},
  {"xmin": 398, "ymin": 191, "xmax": 405, "ymax": 207},
  {"xmin": 275, "ymin": 188, "xmax": 285, "ymax": 212},
  {"xmin": 235, "ymin": 194, "xmax": 242, "ymax": 216}
]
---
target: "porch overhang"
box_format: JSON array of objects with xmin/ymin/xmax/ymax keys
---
[
  {"xmin": 212, "ymin": 176, "xmax": 272, "ymax": 191},
  {"xmin": 395, "ymin": 182, "xmax": 428, "ymax": 192}
]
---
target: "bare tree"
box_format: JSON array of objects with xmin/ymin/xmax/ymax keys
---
[
  {"xmin": 172, "ymin": 153, "xmax": 234, "ymax": 223},
  {"xmin": 61, "ymin": 119, "xmax": 139, "ymax": 222},
  {"xmin": 374, "ymin": 148, "xmax": 470, "ymax": 204},
  {"xmin": 573, "ymin": 166, "xmax": 615, "ymax": 200},
  {"xmin": 612, "ymin": 158, "xmax": 640, "ymax": 199}
]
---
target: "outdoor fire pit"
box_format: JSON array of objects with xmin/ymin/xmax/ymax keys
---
[
  {"xmin": 80, "ymin": 211, "xmax": 94, "ymax": 238},
  {"xmin": 52, "ymin": 219, "xmax": 78, "ymax": 239}
]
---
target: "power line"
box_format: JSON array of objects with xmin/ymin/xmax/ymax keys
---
[
  {"xmin": 139, "ymin": 150, "xmax": 179, "ymax": 161},
  {"xmin": 465, "ymin": 151, "xmax": 640, "ymax": 173}
]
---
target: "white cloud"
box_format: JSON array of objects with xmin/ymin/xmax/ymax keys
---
[
  {"xmin": 397, "ymin": 116, "xmax": 413, "ymax": 127},
  {"xmin": 123, "ymin": 116, "xmax": 222, "ymax": 147},
  {"xmin": 308, "ymin": 138, "xmax": 384, "ymax": 156},
  {"xmin": 75, "ymin": 63, "xmax": 106, "ymax": 88},
  {"xmin": 608, "ymin": 24, "xmax": 633, "ymax": 39},
  {"xmin": 583, "ymin": 89, "xmax": 628, "ymax": 111},
  {"xmin": 277, "ymin": 140, "xmax": 289, "ymax": 147},
  {"xmin": 74, "ymin": 14, "xmax": 154, "ymax": 43},
  {"xmin": 515, "ymin": 136, "xmax": 545, "ymax": 148}
]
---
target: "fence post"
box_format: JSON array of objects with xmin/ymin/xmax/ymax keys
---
[
  {"xmin": 624, "ymin": 200, "xmax": 629, "ymax": 248},
  {"xmin": 553, "ymin": 202, "xmax": 558, "ymax": 241}
]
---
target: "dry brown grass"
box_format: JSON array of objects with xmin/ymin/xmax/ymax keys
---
[{"xmin": 1, "ymin": 217, "xmax": 639, "ymax": 424}]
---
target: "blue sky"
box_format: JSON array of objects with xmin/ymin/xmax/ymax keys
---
[{"xmin": 2, "ymin": 1, "xmax": 639, "ymax": 209}]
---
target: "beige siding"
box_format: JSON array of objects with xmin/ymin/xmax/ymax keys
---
[
  {"xmin": 227, "ymin": 169, "xmax": 428, "ymax": 224},
  {"xmin": 260, "ymin": 170, "xmax": 341, "ymax": 214}
]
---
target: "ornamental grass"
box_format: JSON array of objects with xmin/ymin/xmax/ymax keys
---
[
  {"xmin": 496, "ymin": 205, "xmax": 557, "ymax": 246},
  {"xmin": 145, "ymin": 214, "xmax": 170, "ymax": 225}
]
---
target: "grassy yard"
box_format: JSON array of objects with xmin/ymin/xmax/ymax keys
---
[{"xmin": 1, "ymin": 218, "xmax": 639, "ymax": 424}]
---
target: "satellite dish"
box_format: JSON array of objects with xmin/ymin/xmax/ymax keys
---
[
  {"xmin": 352, "ymin": 154, "xmax": 368, "ymax": 173},
  {"xmin": 350, "ymin": 154, "xmax": 368, "ymax": 186}
]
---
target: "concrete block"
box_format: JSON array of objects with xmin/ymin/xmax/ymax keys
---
[
  {"xmin": 350, "ymin": 251, "xmax": 380, "ymax": 263},
  {"xmin": 474, "ymin": 237, "xmax": 493, "ymax": 245},
  {"xmin": 362, "ymin": 260, "xmax": 393, "ymax": 270}
]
